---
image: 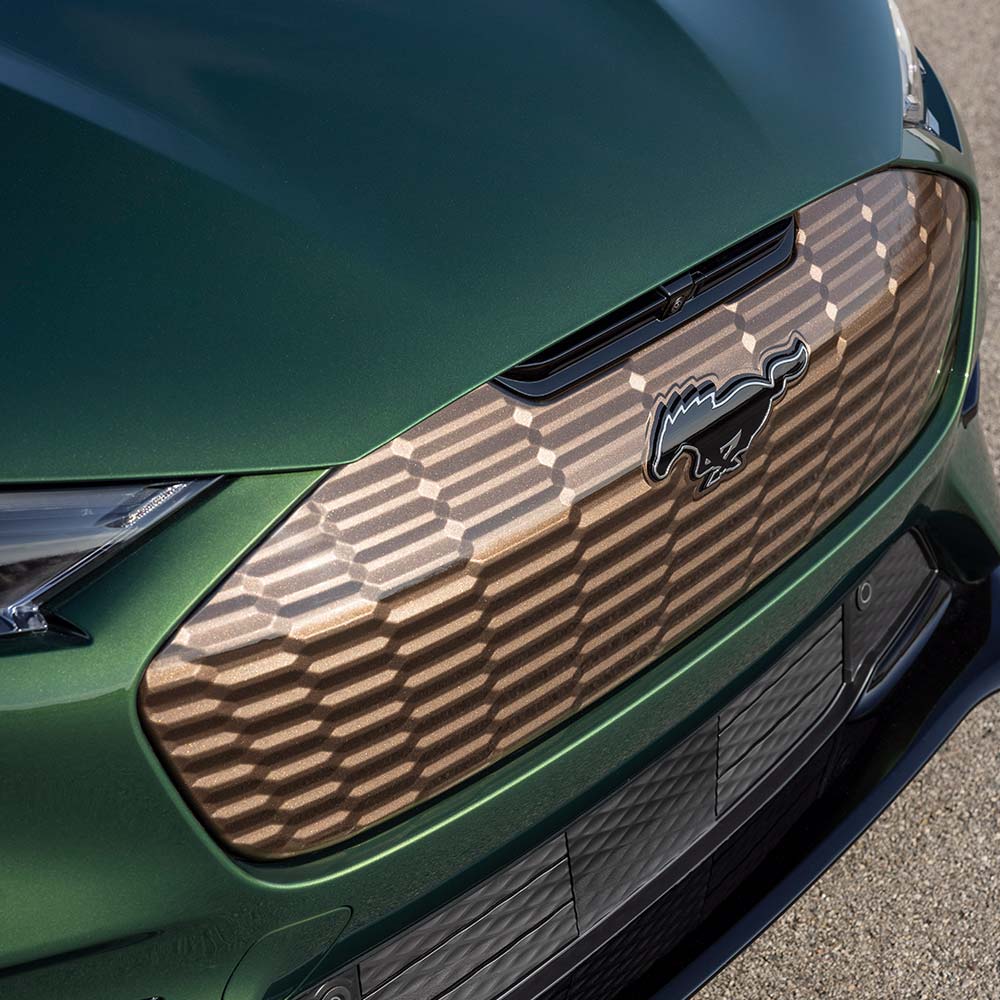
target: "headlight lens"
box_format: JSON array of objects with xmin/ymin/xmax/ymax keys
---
[
  {"xmin": 0, "ymin": 479, "xmax": 215, "ymax": 637},
  {"xmin": 888, "ymin": 0, "xmax": 925, "ymax": 125}
]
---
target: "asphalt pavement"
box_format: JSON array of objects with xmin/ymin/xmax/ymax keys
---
[{"xmin": 697, "ymin": 1, "xmax": 1000, "ymax": 996}]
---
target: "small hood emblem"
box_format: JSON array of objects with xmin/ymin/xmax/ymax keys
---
[{"xmin": 645, "ymin": 335, "xmax": 810, "ymax": 495}]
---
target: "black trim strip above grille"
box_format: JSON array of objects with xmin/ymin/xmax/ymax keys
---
[{"xmin": 494, "ymin": 217, "xmax": 796, "ymax": 400}]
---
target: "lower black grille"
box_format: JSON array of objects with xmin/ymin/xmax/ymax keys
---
[
  {"xmin": 554, "ymin": 867, "xmax": 713, "ymax": 1000},
  {"xmin": 549, "ymin": 749, "xmax": 834, "ymax": 1000},
  {"xmin": 360, "ymin": 840, "xmax": 575, "ymax": 1000},
  {"xmin": 717, "ymin": 611, "xmax": 842, "ymax": 811},
  {"xmin": 295, "ymin": 534, "xmax": 938, "ymax": 1000},
  {"xmin": 847, "ymin": 533, "xmax": 937, "ymax": 687}
]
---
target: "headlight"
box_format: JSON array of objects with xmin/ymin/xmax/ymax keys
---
[
  {"xmin": 0, "ymin": 479, "xmax": 215, "ymax": 637},
  {"xmin": 888, "ymin": 0, "xmax": 925, "ymax": 125}
]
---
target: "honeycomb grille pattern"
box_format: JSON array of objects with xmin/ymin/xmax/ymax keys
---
[{"xmin": 140, "ymin": 170, "xmax": 967, "ymax": 858}]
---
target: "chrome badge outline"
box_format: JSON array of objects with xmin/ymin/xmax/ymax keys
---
[{"xmin": 645, "ymin": 335, "xmax": 810, "ymax": 495}]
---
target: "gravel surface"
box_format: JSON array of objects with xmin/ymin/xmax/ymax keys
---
[{"xmin": 697, "ymin": 2, "xmax": 1000, "ymax": 997}]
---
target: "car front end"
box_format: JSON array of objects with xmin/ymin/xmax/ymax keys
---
[{"xmin": 1, "ymin": 3, "xmax": 997, "ymax": 999}]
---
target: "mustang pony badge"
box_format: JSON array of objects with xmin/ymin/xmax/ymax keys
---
[{"xmin": 645, "ymin": 335, "xmax": 810, "ymax": 495}]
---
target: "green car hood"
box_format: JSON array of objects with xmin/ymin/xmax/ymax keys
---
[{"xmin": 0, "ymin": 0, "xmax": 902, "ymax": 483}]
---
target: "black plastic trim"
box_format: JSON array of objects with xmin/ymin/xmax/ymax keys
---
[
  {"xmin": 289, "ymin": 532, "xmax": 987, "ymax": 1000},
  {"xmin": 502, "ymin": 640, "xmax": 858, "ymax": 1000},
  {"xmin": 853, "ymin": 577, "xmax": 950, "ymax": 716},
  {"xmin": 493, "ymin": 218, "xmax": 796, "ymax": 400}
]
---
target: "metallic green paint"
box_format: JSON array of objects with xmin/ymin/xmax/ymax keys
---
[
  {"xmin": 0, "ymin": 5, "xmax": 995, "ymax": 1000},
  {"xmin": 0, "ymin": 0, "xmax": 903, "ymax": 482},
  {"xmin": 222, "ymin": 908, "xmax": 352, "ymax": 1000},
  {"xmin": 0, "ymin": 469, "xmax": 327, "ymax": 997}
]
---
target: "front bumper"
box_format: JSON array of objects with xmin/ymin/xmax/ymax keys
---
[
  {"xmin": 286, "ymin": 525, "xmax": 1000, "ymax": 1000},
  {"xmin": 4, "ymin": 430, "xmax": 999, "ymax": 1000}
]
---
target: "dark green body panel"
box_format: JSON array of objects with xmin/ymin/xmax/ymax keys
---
[
  {"xmin": 0, "ymin": 4, "xmax": 996, "ymax": 1000},
  {"xmin": 0, "ymin": 0, "xmax": 902, "ymax": 482}
]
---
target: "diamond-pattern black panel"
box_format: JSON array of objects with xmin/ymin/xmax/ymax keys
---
[
  {"xmin": 366, "ymin": 861, "xmax": 573, "ymax": 1000},
  {"xmin": 720, "ymin": 610, "xmax": 841, "ymax": 726},
  {"xmin": 567, "ymin": 866, "xmax": 710, "ymax": 1000},
  {"xmin": 848, "ymin": 533, "xmax": 934, "ymax": 680},
  {"xmin": 704, "ymin": 743, "xmax": 833, "ymax": 917},
  {"xmin": 566, "ymin": 721, "xmax": 717, "ymax": 930},
  {"xmin": 719, "ymin": 625, "xmax": 843, "ymax": 772},
  {"xmin": 360, "ymin": 838, "xmax": 565, "ymax": 993},
  {"xmin": 718, "ymin": 666, "xmax": 842, "ymax": 812},
  {"xmin": 439, "ymin": 903, "xmax": 577, "ymax": 1000},
  {"xmin": 296, "ymin": 536, "xmax": 933, "ymax": 1000}
]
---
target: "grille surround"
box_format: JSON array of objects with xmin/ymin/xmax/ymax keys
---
[{"xmin": 140, "ymin": 170, "xmax": 967, "ymax": 860}]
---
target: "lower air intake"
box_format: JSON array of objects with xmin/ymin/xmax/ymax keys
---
[{"xmin": 294, "ymin": 535, "xmax": 937, "ymax": 1000}]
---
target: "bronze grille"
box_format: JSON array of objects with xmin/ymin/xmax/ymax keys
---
[{"xmin": 140, "ymin": 170, "xmax": 967, "ymax": 859}]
